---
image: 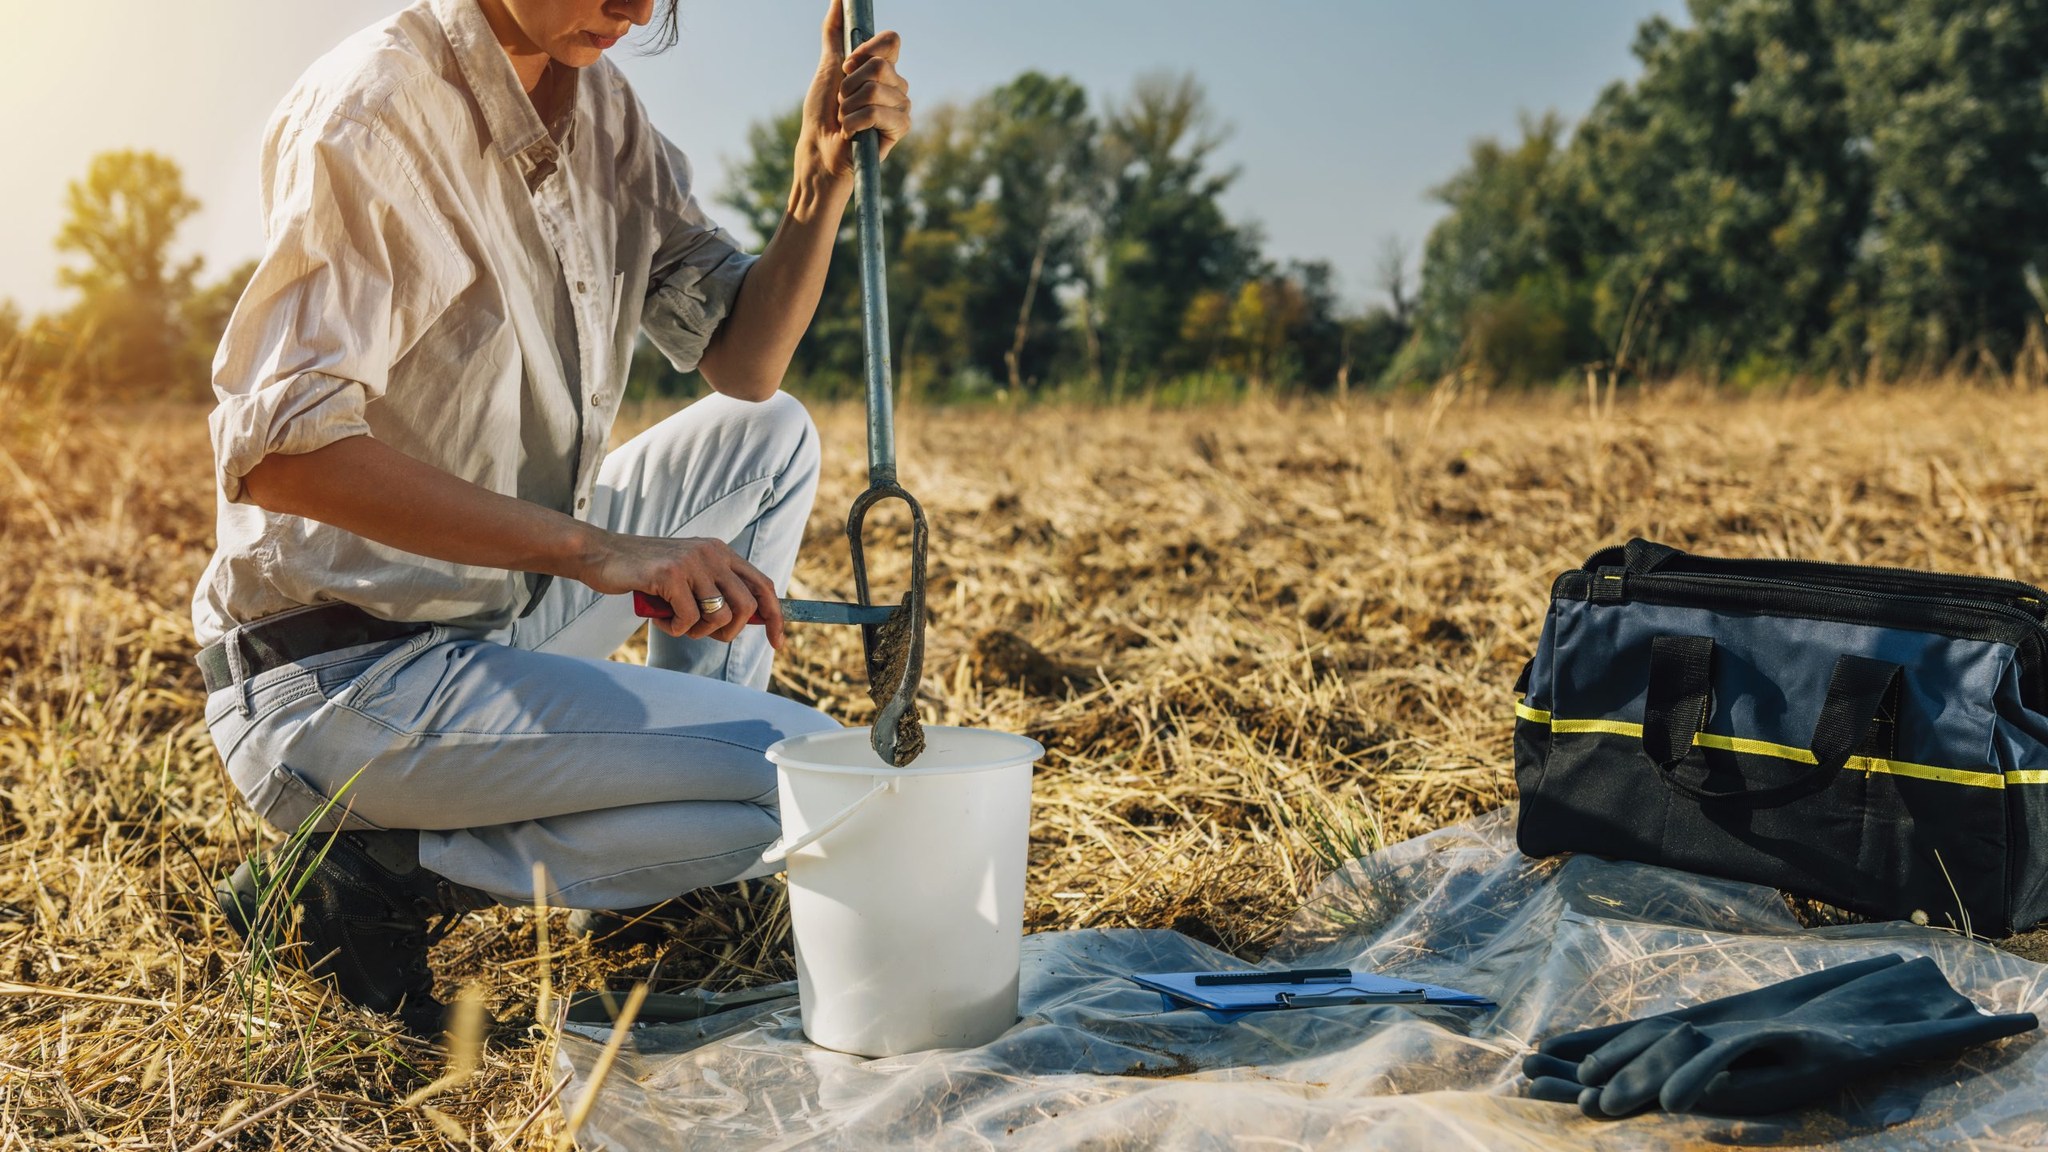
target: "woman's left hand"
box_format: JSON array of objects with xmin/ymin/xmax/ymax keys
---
[{"xmin": 798, "ymin": 0, "xmax": 911, "ymax": 186}]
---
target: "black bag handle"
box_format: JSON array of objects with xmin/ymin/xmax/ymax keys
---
[
  {"xmin": 1643, "ymin": 635, "xmax": 1716, "ymax": 770},
  {"xmin": 1643, "ymin": 635, "xmax": 1903, "ymax": 808},
  {"xmin": 1581, "ymin": 537, "xmax": 1684, "ymax": 575},
  {"xmin": 1623, "ymin": 538, "xmax": 1684, "ymax": 574}
]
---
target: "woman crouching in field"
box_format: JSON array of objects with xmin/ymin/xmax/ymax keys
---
[{"xmin": 192, "ymin": 0, "xmax": 909, "ymax": 1033}]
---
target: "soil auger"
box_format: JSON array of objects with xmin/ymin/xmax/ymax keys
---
[
  {"xmin": 636, "ymin": 0, "xmax": 926, "ymax": 765},
  {"xmin": 839, "ymin": 0, "xmax": 926, "ymax": 766}
]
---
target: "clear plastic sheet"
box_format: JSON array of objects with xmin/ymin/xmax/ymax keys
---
[{"xmin": 555, "ymin": 810, "xmax": 2048, "ymax": 1149}]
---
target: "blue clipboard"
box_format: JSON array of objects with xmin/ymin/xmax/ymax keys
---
[{"xmin": 1129, "ymin": 968, "xmax": 1494, "ymax": 1021}]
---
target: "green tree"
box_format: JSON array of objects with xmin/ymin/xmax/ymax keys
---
[
  {"xmin": 1342, "ymin": 309, "xmax": 1409, "ymax": 393},
  {"xmin": 55, "ymin": 150, "xmax": 205, "ymax": 395},
  {"xmin": 889, "ymin": 101, "xmax": 986, "ymax": 396},
  {"xmin": 1557, "ymin": 1, "xmax": 1868, "ymax": 376},
  {"xmin": 1282, "ymin": 259, "xmax": 1348, "ymax": 389},
  {"xmin": 720, "ymin": 71, "xmax": 1263, "ymax": 397},
  {"xmin": 1835, "ymin": 0, "xmax": 2048, "ymax": 372},
  {"xmin": 1395, "ymin": 113, "xmax": 1588, "ymax": 385},
  {"xmin": 965, "ymin": 72, "xmax": 1098, "ymax": 392},
  {"xmin": 1093, "ymin": 73, "xmax": 1259, "ymax": 389},
  {"xmin": 1404, "ymin": 0, "xmax": 2048, "ymax": 383},
  {"xmin": 1181, "ymin": 259, "xmax": 1348, "ymax": 392}
]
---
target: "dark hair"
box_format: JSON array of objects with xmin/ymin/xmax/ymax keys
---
[{"xmin": 640, "ymin": 0, "xmax": 682, "ymax": 53}]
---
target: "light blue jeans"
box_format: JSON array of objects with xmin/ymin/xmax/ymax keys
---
[{"xmin": 202, "ymin": 392, "xmax": 838, "ymax": 908}]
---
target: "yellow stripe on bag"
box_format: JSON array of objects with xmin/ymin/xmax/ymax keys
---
[
  {"xmin": 1549, "ymin": 718, "xmax": 1645, "ymax": 738},
  {"xmin": 1847, "ymin": 758, "xmax": 2008, "ymax": 788},
  {"xmin": 1524, "ymin": 710, "xmax": 2016, "ymax": 789}
]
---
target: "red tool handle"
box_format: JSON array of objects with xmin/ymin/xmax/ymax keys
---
[{"xmin": 633, "ymin": 591, "xmax": 767, "ymax": 625}]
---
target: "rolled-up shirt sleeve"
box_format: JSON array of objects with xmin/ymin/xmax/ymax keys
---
[
  {"xmin": 640, "ymin": 130, "xmax": 756, "ymax": 374},
  {"xmin": 209, "ymin": 113, "xmax": 467, "ymax": 503}
]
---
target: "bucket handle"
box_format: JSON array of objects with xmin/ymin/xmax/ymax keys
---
[{"xmin": 761, "ymin": 776, "xmax": 898, "ymax": 864}]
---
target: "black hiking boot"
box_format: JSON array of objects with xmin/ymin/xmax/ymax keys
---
[
  {"xmin": 215, "ymin": 831, "xmax": 492, "ymax": 1035},
  {"xmin": 215, "ymin": 854, "xmax": 268, "ymax": 939}
]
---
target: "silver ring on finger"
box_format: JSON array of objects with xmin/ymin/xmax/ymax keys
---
[{"xmin": 697, "ymin": 595, "xmax": 727, "ymax": 615}]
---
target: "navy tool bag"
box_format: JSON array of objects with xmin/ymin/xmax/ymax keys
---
[{"xmin": 1515, "ymin": 538, "xmax": 2048, "ymax": 936}]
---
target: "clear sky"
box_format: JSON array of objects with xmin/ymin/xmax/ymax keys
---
[{"xmin": 0, "ymin": 0, "xmax": 1683, "ymax": 316}]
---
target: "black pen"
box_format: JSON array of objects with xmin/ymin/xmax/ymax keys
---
[{"xmin": 1193, "ymin": 968, "xmax": 1354, "ymax": 987}]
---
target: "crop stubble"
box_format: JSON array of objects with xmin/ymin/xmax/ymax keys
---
[{"xmin": 3, "ymin": 381, "xmax": 2045, "ymax": 1146}]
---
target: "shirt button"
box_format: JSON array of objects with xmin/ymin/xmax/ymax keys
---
[
  {"xmin": 591, "ymin": 393, "xmax": 607, "ymax": 406},
  {"xmin": 575, "ymin": 280, "xmax": 587, "ymax": 294},
  {"xmin": 576, "ymin": 497, "xmax": 588, "ymax": 510}
]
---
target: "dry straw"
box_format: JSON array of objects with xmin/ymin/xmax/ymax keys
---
[{"xmin": 7, "ymin": 370, "xmax": 2048, "ymax": 1146}]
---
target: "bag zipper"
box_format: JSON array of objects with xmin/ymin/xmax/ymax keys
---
[
  {"xmin": 1554, "ymin": 569, "xmax": 2048, "ymax": 710},
  {"xmin": 1582, "ymin": 546, "xmax": 2048, "ymax": 620},
  {"xmin": 1704, "ymin": 559, "xmax": 2047, "ymax": 619}
]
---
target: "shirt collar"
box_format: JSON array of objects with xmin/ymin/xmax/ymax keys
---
[{"xmin": 431, "ymin": 0, "xmax": 574, "ymax": 161}]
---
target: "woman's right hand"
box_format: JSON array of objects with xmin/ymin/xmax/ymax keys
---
[{"xmin": 578, "ymin": 531, "xmax": 786, "ymax": 649}]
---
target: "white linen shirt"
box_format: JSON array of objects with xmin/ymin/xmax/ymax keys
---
[{"xmin": 191, "ymin": 0, "xmax": 755, "ymax": 646}]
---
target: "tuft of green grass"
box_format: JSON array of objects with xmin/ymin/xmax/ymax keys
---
[{"xmin": 228, "ymin": 767, "xmax": 365, "ymax": 1076}]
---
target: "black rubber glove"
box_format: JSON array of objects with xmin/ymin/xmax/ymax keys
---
[
  {"xmin": 1524, "ymin": 955, "xmax": 2036, "ymax": 1118},
  {"xmin": 1522, "ymin": 953, "xmax": 1908, "ymax": 1109}
]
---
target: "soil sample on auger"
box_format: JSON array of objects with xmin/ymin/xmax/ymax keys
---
[{"xmin": 864, "ymin": 592, "xmax": 925, "ymax": 764}]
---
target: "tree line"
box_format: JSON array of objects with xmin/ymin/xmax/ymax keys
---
[
  {"xmin": 635, "ymin": 70, "xmax": 1398, "ymax": 401},
  {"xmin": 12, "ymin": 2, "xmax": 2047, "ymax": 402},
  {"xmin": 654, "ymin": 0, "xmax": 2048, "ymax": 395},
  {"xmin": 1400, "ymin": 0, "xmax": 2048, "ymax": 386},
  {"xmin": 5, "ymin": 72, "xmax": 1395, "ymax": 404}
]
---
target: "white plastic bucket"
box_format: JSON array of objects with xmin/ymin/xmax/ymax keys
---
[{"xmin": 764, "ymin": 725, "xmax": 1041, "ymax": 1057}]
